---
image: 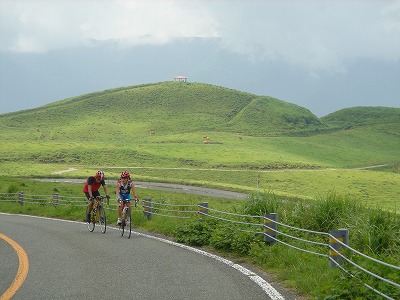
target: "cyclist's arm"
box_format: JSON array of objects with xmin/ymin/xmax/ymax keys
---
[
  {"xmin": 88, "ymin": 185, "xmax": 93, "ymax": 198},
  {"xmin": 131, "ymin": 182, "xmax": 139, "ymax": 199},
  {"xmin": 103, "ymin": 184, "xmax": 109, "ymax": 196}
]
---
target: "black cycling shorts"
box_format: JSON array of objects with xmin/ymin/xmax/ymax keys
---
[{"xmin": 85, "ymin": 190, "xmax": 101, "ymax": 201}]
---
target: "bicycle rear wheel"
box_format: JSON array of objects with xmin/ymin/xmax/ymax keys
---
[
  {"xmin": 86, "ymin": 209, "xmax": 95, "ymax": 232},
  {"xmin": 98, "ymin": 205, "xmax": 106, "ymax": 234}
]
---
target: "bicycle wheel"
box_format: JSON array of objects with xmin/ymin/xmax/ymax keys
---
[
  {"xmin": 98, "ymin": 205, "xmax": 106, "ymax": 234},
  {"xmin": 127, "ymin": 208, "xmax": 131, "ymax": 238},
  {"xmin": 86, "ymin": 209, "xmax": 95, "ymax": 232}
]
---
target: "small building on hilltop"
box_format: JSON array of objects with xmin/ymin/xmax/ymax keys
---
[{"xmin": 174, "ymin": 75, "xmax": 188, "ymax": 82}]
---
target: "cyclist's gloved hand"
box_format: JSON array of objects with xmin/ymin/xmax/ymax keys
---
[
  {"xmin": 89, "ymin": 196, "xmax": 94, "ymax": 201},
  {"xmin": 106, "ymin": 195, "xmax": 110, "ymax": 200}
]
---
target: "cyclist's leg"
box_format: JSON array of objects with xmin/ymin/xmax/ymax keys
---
[
  {"xmin": 126, "ymin": 201, "xmax": 132, "ymax": 217},
  {"xmin": 123, "ymin": 195, "xmax": 132, "ymax": 221},
  {"xmin": 117, "ymin": 195, "xmax": 124, "ymax": 224},
  {"xmin": 87, "ymin": 191, "xmax": 100, "ymax": 222},
  {"xmin": 91, "ymin": 191, "xmax": 101, "ymax": 211},
  {"xmin": 85, "ymin": 192, "xmax": 93, "ymax": 223}
]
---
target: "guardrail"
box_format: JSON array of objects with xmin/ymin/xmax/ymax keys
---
[
  {"xmin": 1, "ymin": 192, "xmax": 399, "ymax": 299},
  {"xmin": 144, "ymin": 199, "xmax": 400, "ymax": 300}
]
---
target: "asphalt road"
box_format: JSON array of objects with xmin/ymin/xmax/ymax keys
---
[
  {"xmin": 34, "ymin": 178, "xmax": 249, "ymax": 199},
  {"xmin": 0, "ymin": 213, "xmax": 286, "ymax": 300}
]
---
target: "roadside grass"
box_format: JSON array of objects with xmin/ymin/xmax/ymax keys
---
[{"xmin": 0, "ymin": 163, "xmax": 399, "ymax": 211}]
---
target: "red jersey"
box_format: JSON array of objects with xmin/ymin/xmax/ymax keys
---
[{"xmin": 83, "ymin": 176, "xmax": 105, "ymax": 193}]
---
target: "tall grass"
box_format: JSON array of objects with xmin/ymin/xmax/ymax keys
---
[{"xmin": 173, "ymin": 190, "xmax": 399, "ymax": 299}]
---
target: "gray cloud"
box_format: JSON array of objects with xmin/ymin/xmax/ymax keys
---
[
  {"xmin": 214, "ymin": 0, "xmax": 400, "ymax": 72},
  {"xmin": 2, "ymin": 0, "xmax": 400, "ymax": 71}
]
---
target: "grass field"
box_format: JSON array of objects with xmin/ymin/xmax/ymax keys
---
[{"xmin": 1, "ymin": 121, "xmax": 399, "ymax": 211}]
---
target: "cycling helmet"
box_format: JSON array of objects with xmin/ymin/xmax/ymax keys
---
[
  {"xmin": 120, "ymin": 171, "xmax": 130, "ymax": 179},
  {"xmin": 95, "ymin": 170, "xmax": 104, "ymax": 180}
]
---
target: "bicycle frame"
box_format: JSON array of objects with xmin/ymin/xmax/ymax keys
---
[{"xmin": 87, "ymin": 196, "xmax": 106, "ymax": 234}]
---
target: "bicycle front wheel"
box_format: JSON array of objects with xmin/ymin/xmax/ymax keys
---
[{"xmin": 98, "ymin": 206, "xmax": 106, "ymax": 234}]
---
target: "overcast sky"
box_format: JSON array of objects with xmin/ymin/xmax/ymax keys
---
[{"xmin": 0, "ymin": 0, "xmax": 399, "ymax": 117}]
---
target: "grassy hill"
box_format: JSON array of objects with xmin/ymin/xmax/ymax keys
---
[
  {"xmin": 321, "ymin": 106, "xmax": 400, "ymax": 127},
  {"xmin": 0, "ymin": 81, "xmax": 399, "ymax": 168},
  {"xmin": 0, "ymin": 82, "xmax": 323, "ymax": 139},
  {"xmin": 0, "ymin": 81, "xmax": 399, "ymax": 209}
]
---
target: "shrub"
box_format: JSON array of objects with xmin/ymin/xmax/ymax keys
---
[
  {"xmin": 7, "ymin": 184, "xmax": 19, "ymax": 194},
  {"xmin": 209, "ymin": 223, "xmax": 235, "ymax": 251},
  {"xmin": 174, "ymin": 219, "xmax": 217, "ymax": 246}
]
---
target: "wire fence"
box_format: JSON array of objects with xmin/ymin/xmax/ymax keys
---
[{"xmin": 1, "ymin": 192, "xmax": 399, "ymax": 299}]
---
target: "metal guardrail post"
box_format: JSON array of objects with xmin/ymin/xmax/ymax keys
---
[
  {"xmin": 52, "ymin": 193, "xmax": 59, "ymax": 206},
  {"xmin": 264, "ymin": 213, "xmax": 277, "ymax": 245},
  {"xmin": 198, "ymin": 202, "xmax": 208, "ymax": 218},
  {"xmin": 329, "ymin": 228, "xmax": 349, "ymax": 267},
  {"xmin": 18, "ymin": 191, "xmax": 24, "ymax": 205},
  {"xmin": 143, "ymin": 198, "xmax": 152, "ymax": 220}
]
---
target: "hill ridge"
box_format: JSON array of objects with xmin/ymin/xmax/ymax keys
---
[{"xmin": 1, "ymin": 82, "xmax": 399, "ymax": 137}]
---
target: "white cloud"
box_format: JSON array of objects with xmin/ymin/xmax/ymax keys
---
[
  {"xmin": 1, "ymin": 0, "xmax": 400, "ymax": 72},
  {"xmin": 0, "ymin": 0, "xmax": 219, "ymax": 52}
]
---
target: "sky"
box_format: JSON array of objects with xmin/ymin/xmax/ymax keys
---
[{"xmin": 0, "ymin": 0, "xmax": 399, "ymax": 117}]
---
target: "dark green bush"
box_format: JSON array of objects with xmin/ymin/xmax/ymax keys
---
[
  {"xmin": 209, "ymin": 223, "xmax": 235, "ymax": 251},
  {"xmin": 174, "ymin": 219, "xmax": 217, "ymax": 246},
  {"xmin": 7, "ymin": 184, "xmax": 19, "ymax": 194}
]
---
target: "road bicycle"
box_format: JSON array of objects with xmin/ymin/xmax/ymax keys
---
[
  {"xmin": 86, "ymin": 196, "xmax": 106, "ymax": 233},
  {"xmin": 119, "ymin": 199, "xmax": 138, "ymax": 238}
]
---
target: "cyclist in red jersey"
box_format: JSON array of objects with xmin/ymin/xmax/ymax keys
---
[{"xmin": 83, "ymin": 170, "xmax": 110, "ymax": 223}]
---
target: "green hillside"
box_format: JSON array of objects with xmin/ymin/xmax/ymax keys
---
[
  {"xmin": 321, "ymin": 106, "xmax": 400, "ymax": 127},
  {"xmin": 0, "ymin": 81, "xmax": 399, "ymax": 172},
  {"xmin": 0, "ymin": 81, "xmax": 399, "ymax": 209},
  {"xmin": 0, "ymin": 81, "xmax": 322, "ymax": 140}
]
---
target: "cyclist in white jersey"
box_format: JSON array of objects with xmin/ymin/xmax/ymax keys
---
[{"xmin": 116, "ymin": 171, "xmax": 139, "ymax": 225}]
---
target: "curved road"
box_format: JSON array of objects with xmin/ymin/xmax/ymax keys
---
[
  {"xmin": 34, "ymin": 178, "xmax": 249, "ymax": 199},
  {"xmin": 0, "ymin": 213, "xmax": 288, "ymax": 300}
]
